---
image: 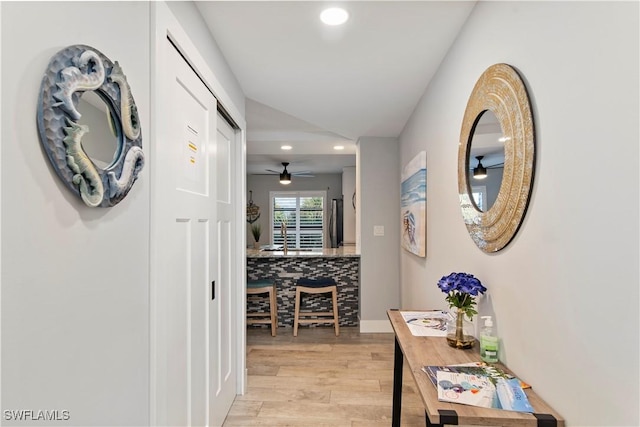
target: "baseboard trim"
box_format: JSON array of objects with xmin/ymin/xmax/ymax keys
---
[{"xmin": 359, "ymin": 319, "xmax": 393, "ymax": 333}]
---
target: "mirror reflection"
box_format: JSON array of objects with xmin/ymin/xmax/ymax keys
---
[
  {"xmin": 466, "ymin": 110, "xmax": 504, "ymax": 211},
  {"xmin": 78, "ymin": 91, "xmax": 120, "ymax": 169}
]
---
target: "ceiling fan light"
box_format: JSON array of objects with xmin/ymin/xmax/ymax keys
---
[
  {"xmin": 473, "ymin": 165, "xmax": 487, "ymax": 180},
  {"xmin": 279, "ymin": 171, "xmax": 292, "ymax": 184},
  {"xmin": 473, "ymin": 155, "xmax": 488, "ymax": 179}
]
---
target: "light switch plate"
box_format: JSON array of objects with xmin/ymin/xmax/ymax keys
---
[{"xmin": 374, "ymin": 225, "xmax": 385, "ymax": 236}]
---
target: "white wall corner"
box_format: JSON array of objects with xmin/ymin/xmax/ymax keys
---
[{"xmin": 359, "ymin": 319, "xmax": 393, "ymax": 333}]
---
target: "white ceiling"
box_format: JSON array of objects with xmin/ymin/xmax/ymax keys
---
[{"xmin": 196, "ymin": 1, "xmax": 476, "ymax": 174}]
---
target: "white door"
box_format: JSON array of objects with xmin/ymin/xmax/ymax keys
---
[
  {"xmin": 211, "ymin": 113, "xmax": 237, "ymax": 426},
  {"xmin": 152, "ymin": 41, "xmax": 235, "ymax": 426}
]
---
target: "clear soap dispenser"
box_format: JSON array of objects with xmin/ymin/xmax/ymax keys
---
[{"xmin": 480, "ymin": 316, "xmax": 499, "ymax": 363}]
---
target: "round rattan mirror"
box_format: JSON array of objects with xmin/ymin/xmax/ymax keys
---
[{"xmin": 458, "ymin": 63, "xmax": 535, "ymax": 253}]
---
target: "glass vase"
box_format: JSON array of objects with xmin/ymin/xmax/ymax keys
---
[{"xmin": 446, "ymin": 309, "xmax": 475, "ymax": 349}]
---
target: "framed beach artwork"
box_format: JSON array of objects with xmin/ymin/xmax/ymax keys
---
[{"xmin": 401, "ymin": 151, "xmax": 426, "ymax": 257}]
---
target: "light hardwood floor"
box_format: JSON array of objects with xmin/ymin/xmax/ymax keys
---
[{"xmin": 222, "ymin": 326, "xmax": 426, "ymax": 427}]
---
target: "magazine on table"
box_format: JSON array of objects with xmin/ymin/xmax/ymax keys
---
[
  {"xmin": 436, "ymin": 370, "xmax": 498, "ymax": 409},
  {"xmin": 400, "ymin": 310, "xmax": 452, "ymax": 337},
  {"xmin": 425, "ymin": 363, "xmax": 534, "ymax": 412},
  {"xmin": 422, "ymin": 363, "xmax": 530, "ymax": 389}
]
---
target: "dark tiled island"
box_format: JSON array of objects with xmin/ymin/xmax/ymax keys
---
[{"xmin": 246, "ymin": 247, "xmax": 360, "ymax": 329}]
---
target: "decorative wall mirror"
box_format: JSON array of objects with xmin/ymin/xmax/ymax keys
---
[
  {"xmin": 37, "ymin": 45, "xmax": 144, "ymax": 207},
  {"xmin": 458, "ymin": 63, "xmax": 535, "ymax": 253}
]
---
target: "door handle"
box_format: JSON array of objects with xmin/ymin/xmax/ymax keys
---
[{"xmin": 211, "ymin": 281, "xmax": 215, "ymax": 300}]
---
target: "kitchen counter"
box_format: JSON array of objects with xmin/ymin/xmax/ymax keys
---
[
  {"xmin": 246, "ymin": 246, "xmax": 359, "ymax": 258},
  {"xmin": 246, "ymin": 246, "xmax": 360, "ymax": 328}
]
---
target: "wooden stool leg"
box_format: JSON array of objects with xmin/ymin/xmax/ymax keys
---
[
  {"xmin": 270, "ymin": 286, "xmax": 277, "ymax": 337},
  {"xmin": 332, "ymin": 287, "xmax": 339, "ymax": 336},
  {"xmin": 293, "ymin": 287, "xmax": 301, "ymax": 337}
]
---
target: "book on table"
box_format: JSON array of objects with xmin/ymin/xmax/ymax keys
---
[{"xmin": 424, "ymin": 363, "xmax": 534, "ymax": 413}]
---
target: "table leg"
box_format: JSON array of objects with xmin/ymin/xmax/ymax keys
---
[
  {"xmin": 426, "ymin": 412, "xmax": 440, "ymax": 427},
  {"xmin": 392, "ymin": 335, "xmax": 403, "ymax": 427},
  {"xmin": 427, "ymin": 409, "xmax": 457, "ymax": 426}
]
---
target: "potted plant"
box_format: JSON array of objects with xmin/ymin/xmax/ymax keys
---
[
  {"xmin": 250, "ymin": 222, "xmax": 261, "ymax": 249},
  {"xmin": 437, "ymin": 272, "xmax": 486, "ymax": 349}
]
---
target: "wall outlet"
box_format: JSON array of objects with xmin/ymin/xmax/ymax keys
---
[{"xmin": 373, "ymin": 225, "xmax": 385, "ymax": 236}]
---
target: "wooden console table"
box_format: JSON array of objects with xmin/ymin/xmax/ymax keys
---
[{"xmin": 387, "ymin": 309, "xmax": 564, "ymax": 427}]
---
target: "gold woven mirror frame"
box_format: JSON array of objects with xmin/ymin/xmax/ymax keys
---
[{"xmin": 458, "ymin": 63, "xmax": 535, "ymax": 253}]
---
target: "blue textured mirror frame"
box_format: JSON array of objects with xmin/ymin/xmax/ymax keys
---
[{"xmin": 37, "ymin": 45, "xmax": 144, "ymax": 207}]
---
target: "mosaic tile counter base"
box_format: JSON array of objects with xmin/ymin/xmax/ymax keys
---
[{"xmin": 247, "ymin": 256, "xmax": 360, "ymax": 328}]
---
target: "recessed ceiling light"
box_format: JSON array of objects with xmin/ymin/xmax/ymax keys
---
[
  {"xmin": 281, "ymin": 145, "xmax": 292, "ymax": 150},
  {"xmin": 320, "ymin": 7, "xmax": 349, "ymax": 26},
  {"xmin": 333, "ymin": 145, "xmax": 345, "ymax": 151}
]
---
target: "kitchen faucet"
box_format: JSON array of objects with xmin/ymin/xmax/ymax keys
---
[{"xmin": 280, "ymin": 219, "xmax": 288, "ymax": 253}]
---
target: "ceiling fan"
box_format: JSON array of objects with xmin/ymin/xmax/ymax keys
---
[
  {"xmin": 266, "ymin": 162, "xmax": 314, "ymax": 184},
  {"xmin": 471, "ymin": 155, "xmax": 505, "ymax": 180}
]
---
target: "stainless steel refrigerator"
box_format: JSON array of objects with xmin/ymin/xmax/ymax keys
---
[{"xmin": 329, "ymin": 197, "xmax": 343, "ymax": 248}]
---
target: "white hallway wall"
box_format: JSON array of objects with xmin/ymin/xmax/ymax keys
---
[
  {"xmin": 398, "ymin": 2, "xmax": 638, "ymax": 426},
  {"xmin": 358, "ymin": 137, "xmax": 400, "ymax": 331},
  {"xmin": 1, "ymin": 3, "xmax": 150, "ymax": 425},
  {"xmin": 1, "ymin": 2, "xmax": 245, "ymax": 426}
]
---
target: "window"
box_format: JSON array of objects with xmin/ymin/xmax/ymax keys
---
[
  {"xmin": 270, "ymin": 191, "xmax": 325, "ymax": 249},
  {"xmin": 471, "ymin": 185, "xmax": 487, "ymax": 211}
]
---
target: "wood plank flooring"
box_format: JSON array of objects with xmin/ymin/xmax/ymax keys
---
[{"xmin": 222, "ymin": 327, "xmax": 426, "ymax": 426}]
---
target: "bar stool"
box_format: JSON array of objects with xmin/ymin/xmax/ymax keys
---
[
  {"xmin": 246, "ymin": 279, "xmax": 277, "ymax": 337},
  {"xmin": 293, "ymin": 277, "xmax": 339, "ymax": 337}
]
